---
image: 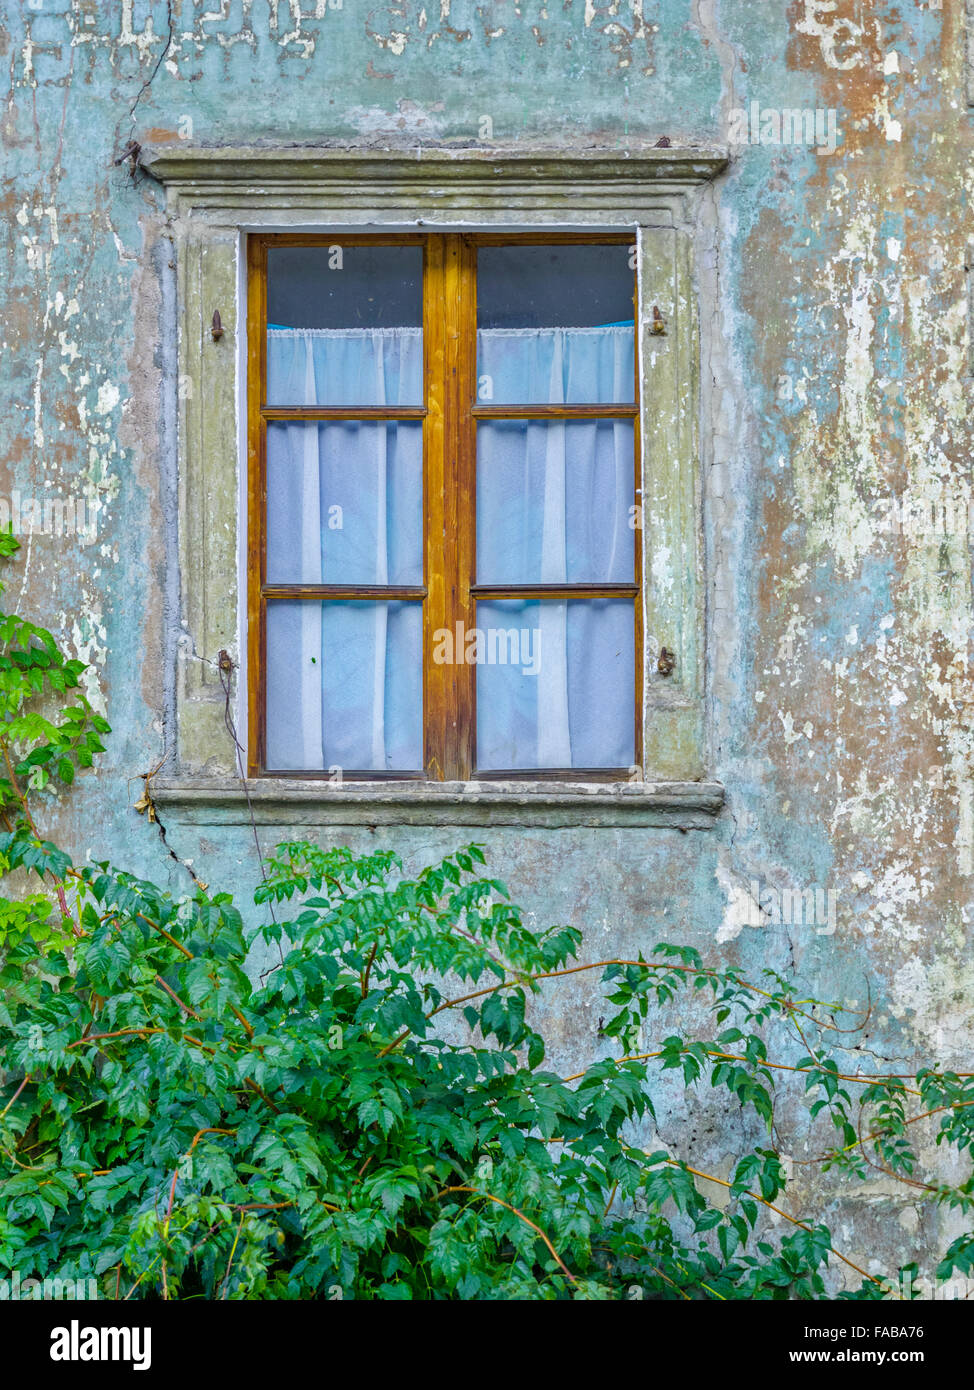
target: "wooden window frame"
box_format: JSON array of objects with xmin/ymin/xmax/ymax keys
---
[
  {"xmin": 144, "ymin": 143, "xmax": 730, "ymax": 816},
  {"xmin": 246, "ymin": 230, "xmax": 642, "ymax": 783}
]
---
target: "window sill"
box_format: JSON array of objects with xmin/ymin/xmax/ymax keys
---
[{"xmin": 151, "ymin": 778, "xmax": 724, "ymax": 829}]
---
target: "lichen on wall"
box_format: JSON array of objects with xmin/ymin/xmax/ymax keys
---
[{"xmin": 1, "ymin": 0, "xmax": 972, "ymax": 1287}]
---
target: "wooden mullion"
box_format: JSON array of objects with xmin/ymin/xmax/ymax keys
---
[
  {"xmin": 423, "ymin": 237, "xmax": 450, "ymax": 780},
  {"xmin": 262, "ymin": 406, "xmax": 427, "ymax": 421},
  {"xmin": 471, "ymin": 584, "xmax": 638, "ymax": 599},
  {"xmin": 632, "ymin": 233, "xmax": 644, "ymax": 773},
  {"xmin": 473, "ymin": 404, "xmax": 637, "ymax": 419},
  {"xmin": 246, "ymin": 235, "xmax": 267, "ymax": 776},
  {"xmin": 260, "ymin": 232, "xmax": 428, "ymax": 248},
  {"xmin": 263, "ymin": 586, "xmax": 427, "ymax": 600},
  {"xmin": 475, "ymin": 768, "xmax": 632, "ymax": 781},
  {"xmin": 470, "ymin": 232, "xmax": 634, "ymax": 246},
  {"xmin": 454, "ymin": 237, "xmax": 478, "ymax": 780},
  {"xmin": 425, "ymin": 233, "xmax": 478, "ymax": 781},
  {"xmin": 421, "ymin": 234, "xmax": 477, "ymax": 782}
]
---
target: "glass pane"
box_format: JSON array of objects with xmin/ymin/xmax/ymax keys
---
[
  {"xmin": 266, "ymin": 245, "xmax": 423, "ymax": 405},
  {"xmin": 475, "ymin": 599, "xmax": 634, "ymax": 770},
  {"xmin": 266, "ymin": 600, "xmax": 422, "ymax": 772},
  {"xmin": 477, "ymin": 420, "xmax": 634, "ymax": 584},
  {"xmin": 266, "ymin": 421, "xmax": 422, "ymax": 586},
  {"xmin": 476, "ymin": 244, "xmax": 634, "ymax": 404}
]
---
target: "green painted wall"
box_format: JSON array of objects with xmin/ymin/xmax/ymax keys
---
[{"xmin": 1, "ymin": 0, "xmax": 972, "ymax": 1285}]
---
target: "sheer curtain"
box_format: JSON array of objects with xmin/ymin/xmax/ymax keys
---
[
  {"xmin": 264, "ymin": 325, "xmax": 634, "ymax": 772},
  {"xmin": 265, "ymin": 328, "xmax": 424, "ymax": 771},
  {"xmin": 476, "ymin": 327, "xmax": 634, "ymax": 769}
]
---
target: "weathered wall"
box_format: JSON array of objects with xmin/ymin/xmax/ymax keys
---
[{"xmin": 1, "ymin": 0, "xmax": 972, "ymax": 1287}]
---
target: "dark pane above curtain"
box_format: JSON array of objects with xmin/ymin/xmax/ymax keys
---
[
  {"xmin": 476, "ymin": 420, "xmax": 635, "ymax": 584},
  {"xmin": 477, "ymin": 244, "xmax": 633, "ymax": 329},
  {"xmin": 266, "ymin": 245, "xmax": 423, "ymax": 405},
  {"xmin": 266, "ymin": 421, "xmax": 422, "ymax": 586},
  {"xmin": 476, "ymin": 244, "xmax": 635, "ymax": 404},
  {"xmin": 267, "ymin": 245, "xmax": 423, "ymax": 329},
  {"xmin": 475, "ymin": 598, "xmax": 635, "ymax": 770},
  {"xmin": 265, "ymin": 600, "xmax": 423, "ymax": 772}
]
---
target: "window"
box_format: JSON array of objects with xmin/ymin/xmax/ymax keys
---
[
  {"xmin": 246, "ymin": 232, "xmax": 641, "ymax": 781},
  {"xmin": 145, "ymin": 144, "xmax": 725, "ymax": 817}
]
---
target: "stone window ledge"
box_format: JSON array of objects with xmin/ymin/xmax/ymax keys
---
[
  {"xmin": 154, "ymin": 146, "xmax": 724, "ymax": 792},
  {"xmin": 151, "ymin": 778, "xmax": 725, "ymax": 830}
]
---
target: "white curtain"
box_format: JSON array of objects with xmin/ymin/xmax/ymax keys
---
[{"xmin": 264, "ymin": 326, "xmax": 634, "ymax": 772}]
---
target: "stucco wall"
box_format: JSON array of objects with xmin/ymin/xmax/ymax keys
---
[{"xmin": 1, "ymin": 0, "xmax": 972, "ymax": 1288}]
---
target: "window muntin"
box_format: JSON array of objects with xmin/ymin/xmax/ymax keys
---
[{"xmin": 247, "ymin": 232, "xmax": 641, "ymax": 780}]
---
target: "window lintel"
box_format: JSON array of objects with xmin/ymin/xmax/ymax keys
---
[
  {"xmin": 143, "ymin": 142, "xmax": 730, "ymax": 222},
  {"xmin": 159, "ymin": 143, "xmax": 723, "ymax": 819}
]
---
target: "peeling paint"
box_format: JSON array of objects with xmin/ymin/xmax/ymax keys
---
[{"xmin": 1, "ymin": 0, "xmax": 972, "ymax": 1284}]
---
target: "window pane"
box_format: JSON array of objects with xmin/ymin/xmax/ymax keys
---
[
  {"xmin": 266, "ymin": 600, "xmax": 422, "ymax": 772},
  {"xmin": 475, "ymin": 599, "xmax": 634, "ymax": 770},
  {"xmin": 266, "ymin": 421, "xmax": 422, "ymax": 585},
  {"xmin": 477, "ymin": 420, "xmax": 634, "ymax": 584},
  {"xmin": 476, "ymin": 244, "xmax": 634, "ymax": 404},
  {"xmin": 266, "ymin": 245, "xmax": 423, "ymax": 405}
]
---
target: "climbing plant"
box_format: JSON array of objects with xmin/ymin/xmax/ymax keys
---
[
  {"xmin": 0, "ymin": 533, "xmax": 971, "ymax": 1300},
  {"xmin": 0, "ymin": 529, "xmax": 108, "ymax": 953}
]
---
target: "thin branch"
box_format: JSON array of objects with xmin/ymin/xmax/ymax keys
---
[
  {"xmin": 220, "ymin": 1210, "xmax": 247, "ymax": 1300},
  {"xmin": 666, "ymin": 1159, "xmax": 893, "ymax": 1293},
  {"xmin": 377, "ymin": 956, "xmax": 865, "ymax": 1058},
  {"xmin": 0, "ymin": 1073, "xmax": 30, "ymax": 1120},
  {"xmin": 557, "ymin": 1049, "xmax": 924, "ymax": 1094},
  {"xmin": 793, "ymin": 1095, "xmax": 974, "ymax": 1168},
  {"xmin": 67, "ymin": 1027, "xmax": 212, "ymax": 1053},
  {"xmin": 123, "ymin": 1253, "xmax": 162, "ymax": 1301},
  {"xmin": 163, "ymin": 1126, "xmax": 238, "ymax": 1297},
  {"xmin": 361, "ymin": 940, "xmax": 379, "ymax": 998},
  {"xmin": 0, "ymin": 737, "xmax": 78, "ymax": 935},
  {"xmin": 436, "ymin": 1184, "xmax": 579, "ymax": 1288},
  {"xmin": 154, "ymin": 975, "xmax": 203, "ymax": 1021},
  {"xmin": 1, "ymin": 740, "xmax": 40, "ymax": 837},
  {"xmin": 138, "ymin": 913, "xmax": 193, "ymax": 959}
]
